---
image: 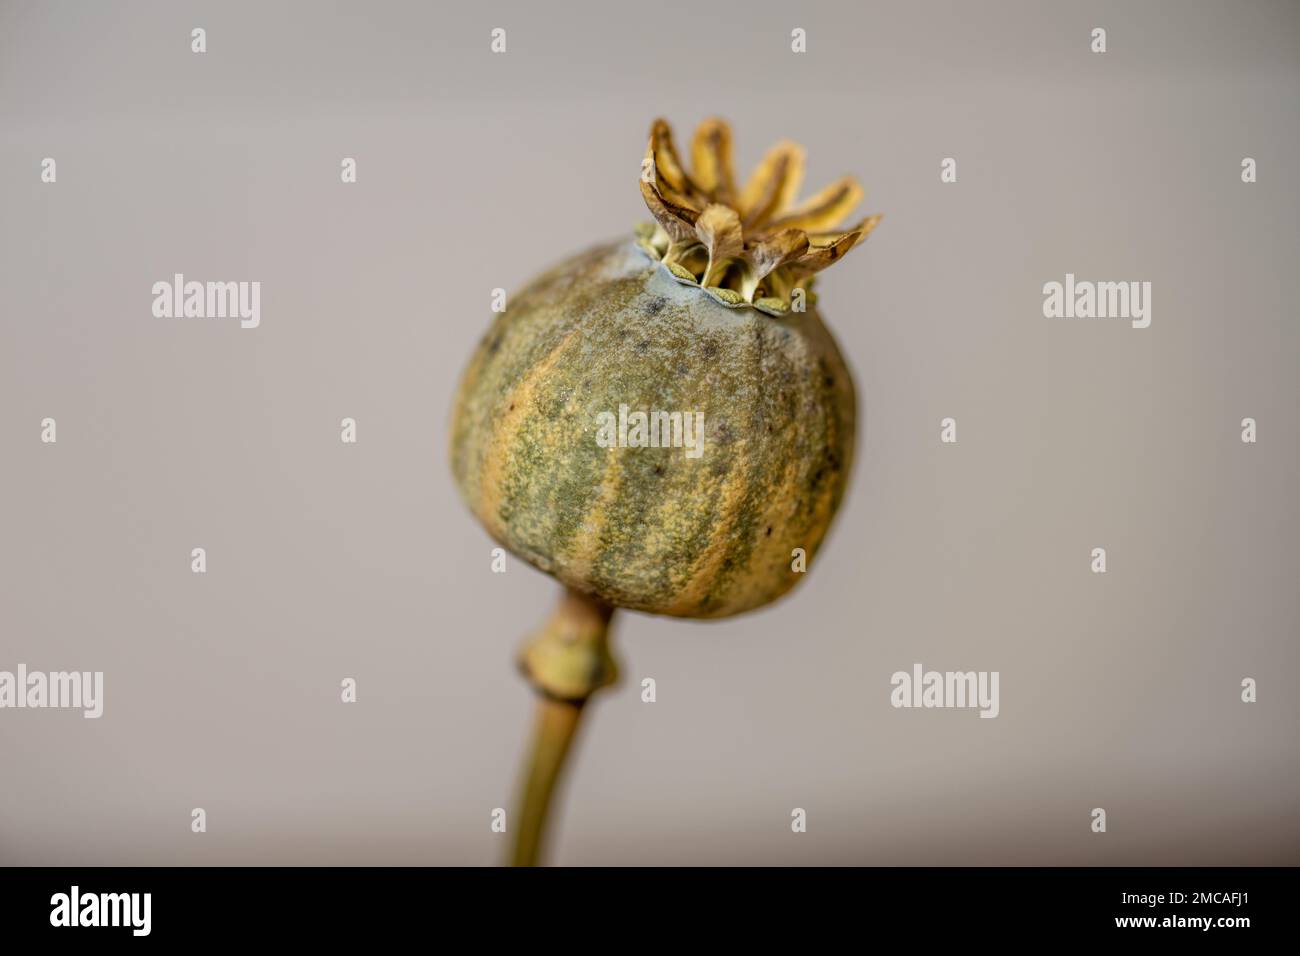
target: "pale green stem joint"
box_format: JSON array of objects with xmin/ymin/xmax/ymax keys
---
[{"xmin": 510, "ymin": 588, "xmax": 620, "ymax": 866}]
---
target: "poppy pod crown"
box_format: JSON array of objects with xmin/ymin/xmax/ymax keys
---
[{"xmin": 636, "ymin": 117, "xmax": 881, "ymax": 316}]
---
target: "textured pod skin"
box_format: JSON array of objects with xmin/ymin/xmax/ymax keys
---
[{"xmin": 450, "ymin": 240, "xmax": 856, "ymax": 619}]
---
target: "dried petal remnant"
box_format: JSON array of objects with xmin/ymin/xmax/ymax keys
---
[{"xmin": 637, "ymin": 117, "xmax": 880, "ymax": 315}]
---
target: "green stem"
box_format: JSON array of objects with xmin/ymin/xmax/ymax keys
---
[
  {"xmin": 511, "ymin": 696, "xmax": 585, "ymax": 868},
  {"xmin": 509, "ymin": 587, "xmax": 618, "ymax": 867}
]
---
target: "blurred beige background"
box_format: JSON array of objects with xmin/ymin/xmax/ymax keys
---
[{"xmin": 1, "ymin": 0, "xmax": 1297, "ymax": 865}]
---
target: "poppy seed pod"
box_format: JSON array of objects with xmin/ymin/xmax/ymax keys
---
[
  {"xmin": 448, "ymin": 117, "xmax": 879, "ymax": 865},
  {"xmin": 452, "ymin": 117, "xmax": 876, "ymax": 619}
]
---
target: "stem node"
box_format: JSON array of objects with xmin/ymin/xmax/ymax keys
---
[{"xmin": 510, "ymin": 587, "xmax": 618, "ymax": 867}]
